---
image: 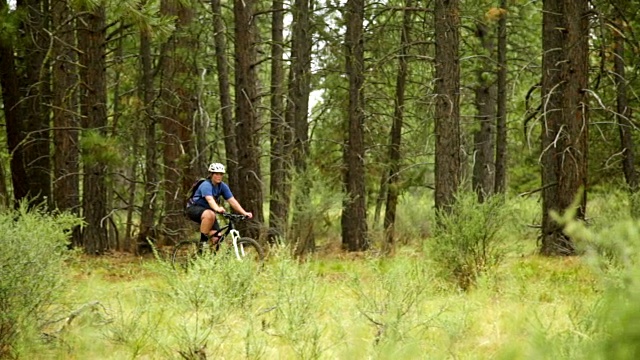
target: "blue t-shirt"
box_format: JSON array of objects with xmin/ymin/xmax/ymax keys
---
[{"xmin": 192, "ymin": 180, "xmax": 233, "ymax": 209}]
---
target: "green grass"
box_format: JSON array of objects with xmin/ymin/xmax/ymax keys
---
[
  {"xmin": 9, "ymin": 193, "xmax": 640, "ymax": 359},
  {"xmin": 22, "ymin": 247, "xmax": 606, "ymax": 360}
]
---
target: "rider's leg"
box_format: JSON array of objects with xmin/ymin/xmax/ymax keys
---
[
  {"xmin": 200, "ymin": 209, "xmax": 216, "ymax": 243},
  {"xmin": 208, "ymin": 221, "xmax": 221, "ymax": 245},
  {"xmin": 186, "ymin": 206, "xmax": 208, "ymax": 243}
]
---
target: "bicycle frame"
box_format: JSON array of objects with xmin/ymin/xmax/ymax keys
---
[
  {"xmin": 216, "ymin": 215, "xmax": 247, "ymax": 260},
  {"xmin": 173, "ymin": 213, "xmax": 262, "ymax": 269}
]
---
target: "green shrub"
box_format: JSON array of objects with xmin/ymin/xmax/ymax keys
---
[
  {"xmin": 156, "ymin": 251, "xmax": 261, "ymax": 358},
  {"xmin": 540, "ymin": 207, "xmax": 640, "ymax": 359},
  {"xmin": 428, "ymin": 192, "xmax": 510, "ymax": 290},
  {"xmin": 0, "ymin": 203, "xmax": 81, "ymax": 358},
  {"xmin": 348, "ymin": 257, "xmax": 433, "ymax": 348},
  {"xmin": 262, "ymin": 246, "xmax": 326, "ymax": 359}
]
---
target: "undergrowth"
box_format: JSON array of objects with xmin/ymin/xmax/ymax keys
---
[
  {"xmin": 427, "ymin": 192, "xmax": 512, "ymax": 290},
  {"xmin": 4, "ymin": 193, "xmax": 640, "ymax": 359},
  {"xmin": 0, "ymin": 203, "xmax": 82, "ymax": 358}
]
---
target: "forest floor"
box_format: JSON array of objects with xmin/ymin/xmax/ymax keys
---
[{"xmin": 39, "ymin": 241, "xmax": 616, "ymax": 360}]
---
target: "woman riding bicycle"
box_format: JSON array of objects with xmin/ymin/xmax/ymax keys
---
[{"xmin": 185, "ymin": 162, "xmax": 253, "ymax": 245}]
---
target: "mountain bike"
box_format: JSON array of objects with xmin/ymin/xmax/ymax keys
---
[{"xmin": 172, "ymin": 213, "xmax": 264, "ymax": 269}]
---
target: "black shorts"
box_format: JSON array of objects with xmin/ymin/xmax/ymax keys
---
[{"xmin": 185, "ymin": 205, "xmax": 220, "ymax": 230}]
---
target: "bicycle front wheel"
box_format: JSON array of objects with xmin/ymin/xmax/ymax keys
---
[
  {"xmin": 172, "ymin": 240, "xmax": 201, "ymax": 270},
  {"xmin": 232, "ymin": 237, "xmax": 265, "ymax": 262}
]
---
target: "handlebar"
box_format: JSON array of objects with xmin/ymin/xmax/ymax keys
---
[{"xmin": 219, "ymin": 212, "xmax": 249, "ymax": 222}]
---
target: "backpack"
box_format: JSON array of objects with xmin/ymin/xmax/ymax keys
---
[{"xmin": 185, "ymin": 178, "xmax": 207, "ymax": 209}]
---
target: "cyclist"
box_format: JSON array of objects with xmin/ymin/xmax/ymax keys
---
[{"xmin": 185, "ymin": 162, "xmax": 253, "ymax": 245}]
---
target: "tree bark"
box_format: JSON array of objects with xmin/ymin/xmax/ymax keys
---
[
  {"xmin": 52, "ymin": 0, "xmax": 80, "ymax": 246},
  {"xmin": 383, "ymin": 0, "xmax": 412, "ymax": 255},
  {"xmin": 288, "ymin": 0, "xmax": 314, "ymax": 257},
  {"xmin": 0, "ymin": 0, "xmax": 29, "ymax": 206},
  {"xmin": 494, "ymin": 0, "xmax": 508, "ymax": 194},
  {"xmin": 540, "ymin": 0, "xmax": 589, "ymax": 256},
  {"xmin": 159, "ymin": 0, "xmax": 198, "ymax": 244},
  {"xmin": 234, "ymin": 0, "xmax": 264, "ymax": 239},
  {"xmin": 269, "ymin": 0, "xmax": 287, "ymax": 244},
  {"xmin": 211, "ymin": 0, "xmax": 238, "ymax": 186},
  {"xmin": 341, "ymin": 0, "xmax": 369, "ymax": 251},
  {"xmin": 434, "ymin": 0, "xmax": 461, "ymax": 213},
  {"xmin": 21, "ymin": 0, "xmax": 52, "ymax": 207},
  {"xmin": 136, "ymin": 24, "xmax": 160, "ymax": 251},
  {"xmin": 107, "ymin": 28, "xmax": 125, "ymax": 250},
  {"xmin": 78, "ymin": 4, "xmax": 109, "ymax": 254},
  {"xmin": 472, "ymin": 22, "xmax": 496, "ymax": 203},
  {"xmin": 613, "ymin": 14, "xmax": 637, "ymax": 192}
]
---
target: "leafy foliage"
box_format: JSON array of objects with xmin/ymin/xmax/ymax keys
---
[
  {"xmin": 0, "ymin": 203, "xmax": 82, "ymax": 358},
  {"xmin": 0, "ymin": 5, "xmax": 20, "ymax": 45},
  {"xmin": 428, "ymin": 192, "xmax": 511, "ymax": 290},
  {"xmin": 80, "ymin": 130, "xmax": 123, "ymax": 167}
]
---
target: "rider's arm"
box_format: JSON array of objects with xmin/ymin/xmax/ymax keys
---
[
  {"xmin": 205, "ymin": 195, "xmax": 225, "ymax": 213},
  {"xmin": 227, "ymin": 197, "xmax": 253, "ymax": 218}
]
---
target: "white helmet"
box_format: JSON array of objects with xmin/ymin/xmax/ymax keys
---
[{"xmin": 208, "ymin": 162, "xmax": 226, "ymax": 173}]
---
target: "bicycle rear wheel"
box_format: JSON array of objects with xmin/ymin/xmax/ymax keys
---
[
  {"xmin": 232, "ymin": 237, "xmax": 265, "ymax": 262},
  {"xmin": 172, "ymin": 240, "xmax": 201, "ymax": 270}
]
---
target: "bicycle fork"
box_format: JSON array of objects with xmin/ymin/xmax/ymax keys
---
[{"xmin": 230, "ymin": 229, "xmax": 244, "ymax": 260}]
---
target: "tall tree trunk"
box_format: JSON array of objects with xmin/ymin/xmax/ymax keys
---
[
  {"xmin": 613, "ymin": 14, "xmax": 637, "ymax": 192},
  {"xmin": 136, "ymin": 25, "xmax": 160, "ymax": 250},
  {"xmin": 269, "ymin": 0, "xmax": 287, "ymax": 244},
  {"xmin": 434, "ymin": 0, "xmax": 461, "ymax": 213},
  {"xmin": 494, "ymin": 0, "xmax": 508, "ymax": 194},
  {"xmin": 21, "ymin": 0, "xmax": 52, "ymax": 207},
  {"xmin": 540, "ymin": 0, "xmax": 589, "ymax": 256},
  {"xmin": 383, "ymin": 0, "xmax": 412, "ymax": 255},
  {"xmin": 472, "ymin": 22, "xmax": 496, "ymax": 203},
  {"xmin": 0, "ymin": 0, "xmax": 29, "ymax": 206},
  {"xmin": 123, "ymin": 26, "xmax": 137, "ymax": 252},
  {"xmin": 51, "ymin": 0, "xmax": 80, "ymax": 246},
  {"xmin": 110, "ymin": 27, "xmax": 125, "ymax": 251},
  {"xmin": 289, "ymin": 0, "xmax": 314, "ymax": 257},
  {"xmin": 160, "ymin": 0, "xmax": 198, "ymax": 244},
  {"xmin": 78, "ymin": 4, "xmax": 109, "ymax": 254},
  {"xmin": 342, "ymin": 0, "xmax": 368, "ymax": 251},
  {"xmin": 234, "ymin": 0, "xmax": 264, "ymax": 239},
  {"xmin": 211, "ymin": 0, "xmax": 238, "ymax": 186}
]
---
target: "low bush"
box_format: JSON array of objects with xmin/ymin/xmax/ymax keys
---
[
  {"xmin": 348, "ymin": 257, "xmax": 434, "ymax": 348},
  {"xmin": 427, "ymin": 192, "xmax": 511, "ymax": 290},
  {"xmin": 0, "ymin": 203, "xmax": 81, "ymax": 358}
]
